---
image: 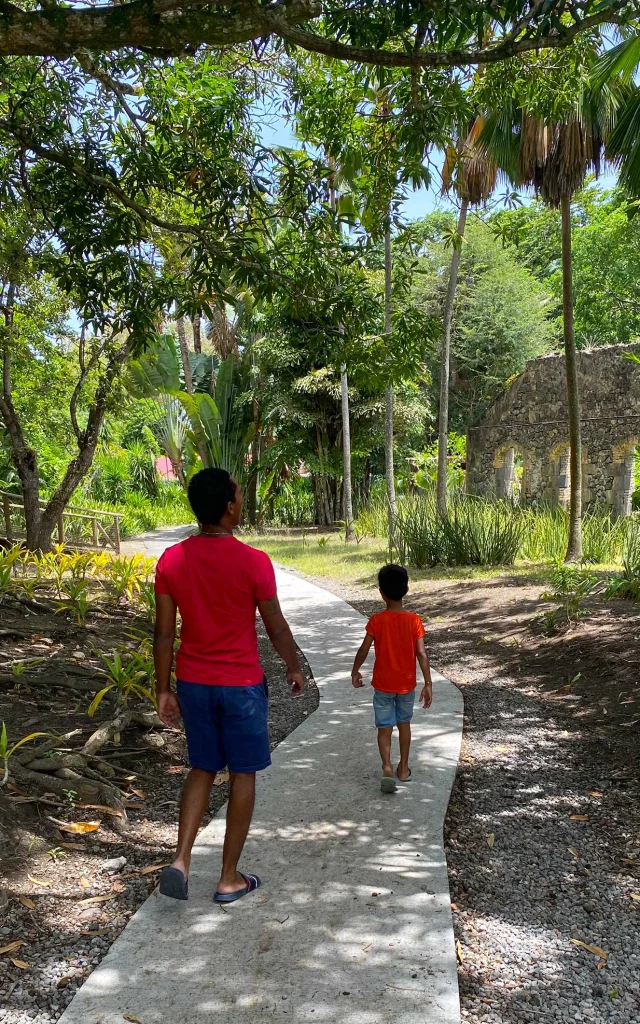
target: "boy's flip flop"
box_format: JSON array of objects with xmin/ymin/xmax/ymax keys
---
[
  {"xmin": 159, "ymin": 866, "xmax": 188, "ymax": 901},
  {"xmin": 396, "ymin": 768, "xmax": 413, "ymax": 782},
  {"xmin": 214, "ymin": 872, "xmax": 261, "ymax": 904},
  {"xmin": 380, "ymin": 776, "xmax": 397, "ymax": 794}
]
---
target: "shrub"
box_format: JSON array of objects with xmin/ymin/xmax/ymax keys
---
[
  {"xmin": 605, "ymin": 520, "xmax": 640, "ymax": 600},
  {"xmin": 541, "ymin": 565, "xmax": 601, "ymax": 626},
  {"xmin": 393, "ymin": 495, "xmax": 525, "ymax": 568}
]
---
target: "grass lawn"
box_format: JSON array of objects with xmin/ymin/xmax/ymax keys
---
[{"xmin": 242, "ymin": 531, "xmax": 555, "ymax": 588}]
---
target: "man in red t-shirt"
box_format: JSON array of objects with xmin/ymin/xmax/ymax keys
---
[{"xmin": 153, "ymin": 468, "xmax": 304, "ymax": 903}]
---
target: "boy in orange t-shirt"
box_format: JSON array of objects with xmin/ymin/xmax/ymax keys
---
[{"xmin": 351, "ymin": 564, "xmax": 433, "ymax": 793}]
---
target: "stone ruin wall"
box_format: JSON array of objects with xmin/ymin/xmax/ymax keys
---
[{"xmin": 466, "ymin": 343, "xmax": 640, "ymax": 514}]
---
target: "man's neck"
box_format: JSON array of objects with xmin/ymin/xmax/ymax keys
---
[
  {"xmin": 384, "ymin": 600, "xmax": 404, "ymax": 612},
  {"xmin": 199, "ymin": 523, "xmax": 234, "ymax": 537}
]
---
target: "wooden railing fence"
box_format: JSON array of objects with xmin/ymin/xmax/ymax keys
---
[{"xmin": 1, "ymin": 490, "xmax": 123, "ymax": 554}]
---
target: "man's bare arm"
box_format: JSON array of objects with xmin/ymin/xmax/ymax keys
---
[
  {"xmin": 153, "ymin": 592, "xmax": 181, "ymax": 726},
  {"xmin": 258, "ymin": 595, "xmax": 304, "ymax": 696}
]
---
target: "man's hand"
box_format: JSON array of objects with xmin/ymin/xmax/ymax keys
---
[
  {"xmin": 158, "ymin": 691, "xmax": 182, "ymax": 728},
  {"xmin": 288, "ymin": 667, "xmax": 305, "ymax": 697},
  {"xmin": 351, "ymin": 670, "xmax": 365, "ymax": 688},
  {"xmin": 419, "ymin": 682, "xmax": 433, "ymax": 709}
]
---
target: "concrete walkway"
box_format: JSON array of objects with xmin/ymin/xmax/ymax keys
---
[{"xmin": 61, "ymin": 529, "xmax": 464, "ymax": 1024}]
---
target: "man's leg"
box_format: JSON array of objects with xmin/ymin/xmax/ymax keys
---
[
  {"xmin": 377, "ymin": 727, "xmax": 394, "ymax": 777},
  {"xmin": 397, "ymin": 722, "xmax": 411, "ymax": 781},
  {"xmin": 172, "ymin": 768, "xmax": 216, "ymax": 877},
  {"xmin": 216, "ymin": 771, "xmax": 257, "ymax": 895}
]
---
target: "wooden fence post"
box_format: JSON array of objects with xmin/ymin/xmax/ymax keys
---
[
  {"xmin": 92, "ymin": 517, "xmax": 99, "ymax": 548},
  {"xmin": 113, "ymin": 516, "xmax": 121, "ymax": 555}
]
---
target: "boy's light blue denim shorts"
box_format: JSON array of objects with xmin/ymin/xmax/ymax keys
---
[{"xmin": 373, "ymin": 689, "xmax": 416, "ymax": 728}]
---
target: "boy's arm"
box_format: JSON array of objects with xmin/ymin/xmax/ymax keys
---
[
  {"xmin": 351, "ymin": 634, "xmax": 374, "ymax": 687},
  {"xmin": 417, "ymin": 636, "xmax": 433, "ymax": 708},
  {"xmin": 154, "ymin": 592, "xmax": 181, "ymax": 727}
]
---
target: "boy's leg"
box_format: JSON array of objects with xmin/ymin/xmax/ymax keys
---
[
  {"xmin": 377, "ymin": 727, "xmax": 394, "ymax": 777},
  {"xmin": 396, "ymin": 692, "xmax": 416, "ymax": 780},
  {"xmin": 217, "ymin": 771, "xmax": 257, "ymax": 894},
  {"xmin": 397, "ymin": 723, "xmax": 411, "ymax": 781}
]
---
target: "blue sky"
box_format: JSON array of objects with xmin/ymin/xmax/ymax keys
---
[{"xmin": 259, "ymin": 108, "xmax": 619, "ymax": 222}]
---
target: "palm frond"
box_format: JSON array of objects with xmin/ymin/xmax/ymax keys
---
[{"xmin": 591, "ymin": 35, "xmax": 640, "ymax": 90}]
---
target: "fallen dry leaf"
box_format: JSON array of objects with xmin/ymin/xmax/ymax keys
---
[
  {"xmin": 571, "ymin": 938, "xmax": 609, "ymax": 960},
  {"xmin": 213, "ymin": 769, "xmax": 230, "ymax": 787},
  {"xmin": 17, "ymin": 896, "xmax": 36, "ymax": 910},
  {"xmin": 111, "ymin": 883, "xmax": 126, "ymax": 893},
  {"xmin": 123, "ymin": 1015, "xmax": 143, "ymax": 1023},
  {"xmin": 0, "ymin": 941, "xmax": 25, "ymax": 955},
  {"xmin": 630, "ymin": 893, "xmax": 640, "ymax": 903},
  {"xmin": 588, "ymin": 791, "xmax": 602, "ymax": 798},
  {"xmin": 27, "ymin": 876, "xmax": 50, "ymax": 888},
  {"xmin": 570, "ymin": 815, "xmax": 589, "ymax": 822},
  {"xmin": 80, "ymin": 877, "xmax": 92, "ymax": 889},
  {"xmin": 11, "ymin": 959, "xmax": 31, "ymax": 969},
  {"xmin": 166, "ymin": 765, "xmax": 185, "ymax": 775},
  {"xmin": 139, "ymin": 863, "xmax": 170, "ymax": 876},
  {"xmin": 127, "ymin": 788, "xmax": 147, "ymax": 800},
  {"xmin": 80, "ymin": 928, "xmax": 109, "ymax": 937},
  {"xmin": 76, "ymin": 893, "xmax": 118, "ymax": 906},
  {"xmin": 487, "ymin": 833, "xmax": 496, "ymax": 848},
  {"xmin": 77, "ymin": 804, "xmax": 124, "ymax": 818},
  {"xmin": 455, "ymin": 940, "xmax": 464, "ymax": 964},
  {"xmin": 58, "ymin": 820, "xmax": 101, "ymax": 835}
]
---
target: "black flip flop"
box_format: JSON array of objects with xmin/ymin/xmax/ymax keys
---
[
  {"xmin": 214, "ymin": 872, "xmax": 261, "ymax": 904},
  {"xmin": 396, "ymin": 768, "xmax": 413, "ymax": 783},
  {"xmin": 159, "ymin": 866, "xmax": 188, "ymax": 901}
]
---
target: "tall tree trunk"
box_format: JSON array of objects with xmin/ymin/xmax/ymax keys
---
[
  {"xmin": 176, "ymin": 315, "xmax": 194, "ymax": 394},
  {"xmin": 340, "ymin": 365, "xmax": 355, "ymax": 539},
  {"xmin": 0, "ymin": 282, "xmax": 42, "ymax": 549},
  {"xmin": 327, "ymin": 157, "xmax": 355, "ymax": 541},
  {"xmin": 192, "ymin": 313, "xmax": 202, "ymax": 355},
  {"xmin": 436, "ymin": 198, "xmax": 468, "ymax": 517},
  {"xmin": 384, "ymin": 228, "xmax": 397, "ymax": 537},
  {"xmin": 561, "ymin": 192, "xmax": 583, "ymax": 563}
]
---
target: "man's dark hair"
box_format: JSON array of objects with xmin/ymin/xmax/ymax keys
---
[
  {"xmin": 378, "ymin": 563, "xmax": 409, "ymax": 601},
  {"xmin": 187, "ymin": 468, "xmax": 237, "ymax": 525}
]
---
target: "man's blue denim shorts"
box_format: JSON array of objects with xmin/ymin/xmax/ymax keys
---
[
  {"xmin": 177, "ymin": 677, "xmax": 271, "ymax": 774},
  {"xmin": 373, "ymin": 689, "xmax": 416, "ymax": 729}
]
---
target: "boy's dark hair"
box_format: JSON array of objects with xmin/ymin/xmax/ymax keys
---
[
  {"xmin": 378, "ymin": 563, "xmax": 409, "ymax": 601},
  {"xmin": 188, "ymin": 468, "xmax": 237, "ymax": 525}
]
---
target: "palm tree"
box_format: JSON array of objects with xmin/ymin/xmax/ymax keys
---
[
  {"xmin": 436, "ymin": 117, "xmax": 497, "ymax": 515},
  {"xmin": 483, "ymin": 89, "xmax": 616, "ymax": 561},
  {"xmin": 518, "ymin": 112, "xmax": 607, "ymax": 561}
]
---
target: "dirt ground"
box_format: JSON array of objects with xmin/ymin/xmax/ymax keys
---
[{"xmin": 0, "ymin": 594, "xmax": 317, "ymax": 1020}]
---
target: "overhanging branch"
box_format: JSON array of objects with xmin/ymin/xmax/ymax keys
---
[{"xmin": 0, "ymin": 0, "xmax": 635, "ymax": 63}]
